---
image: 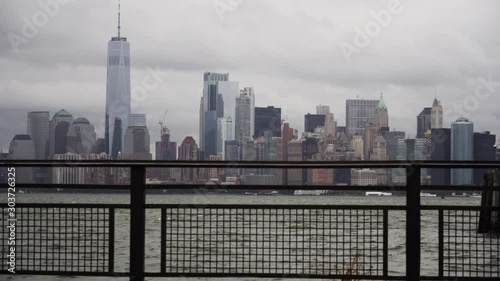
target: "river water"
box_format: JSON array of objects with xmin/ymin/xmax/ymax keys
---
[{"xmin": 1, "ymin": 193, "xmax": 487, "ymax": 280}]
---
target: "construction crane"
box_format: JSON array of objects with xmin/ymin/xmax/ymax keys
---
[{"xmin": 158, "ymin": 110, "xmax": 168, "ymax": 136}]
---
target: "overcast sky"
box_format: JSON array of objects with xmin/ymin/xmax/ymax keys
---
[{"xmin": 1, "ymin": 0, "xmax": 499, "ymax": 154}]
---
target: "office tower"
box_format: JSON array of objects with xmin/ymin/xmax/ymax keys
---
[
  {"xmin": 254, "ymin": 106, "xmax": 282, "ymax": 138},
  {"xmin": 93, "ymin": 138, "xmax": 106, "ymax": 154},
  {"xmin": 346, "ymin": 98, "xmax": 378, "ymax": 139},
  {"xmin": 111, "ymin": 118, "xmax": 122, "ymax": 159},
  {"xmin": 235, "ymin": 87, "xmax": 255, "ymax": 143},
  {"xmin": 282, "ymin": 122, "xmax": 294, "ymax": 161},
  {"xmin": 363, "ymin": 123, "xmax": 378, "ymax": 160},
  {"xmin": 208, "ymin": 155, "xmax": 222, "ymax": 179},
  {"xmin": 382, "ymin": 130, "xmax": 405, "ymax": 160},
  {"xmin": 351, "ymin": 169, "xmax": 378, "ymax": 186},
  {"xmin": 217, "ymin": 117, "xmax": 233, "ymax": 159},
  {"xmin": 225, "ymin": 140, "xmax": 239, "ymax": 161},
  {"xmin": 178, "ymin": 136, "xmax": 199, "ymax": 182},
  {"xmin": 372, "ymin": 134, "xmax": 387, "ymax": 160},
  {"xmin": 105, "ymin": 1, "xmax": 131, "ymax": 157},
  {"xmin": 156, "ymin": 128, "xmax": 176, "ymax": 161},
  {"xmin": 85, "ymin": 153, "xmax": 114, "ymax": 185},
  {"xmin": 27, "ymin": 111, "xmax": 50, "ymax": 159},
  {"xmin": 372, "ymin": 134, "xmax": 388, "ymax": 185},
  {"xmin": 392, "ymin": 139, "xmax": 408, "ymax": 184},
  {"xmin": 48, "ymin": 109, "xmax": 74, "ymax": 158},
  {"xmin": 430, "ymin": 128, "xmax": 451, "ymax": 186},
  {"xmin": 155, "ymin": 128, "xmax": 177, "ymax": 180},
  {"xmin": 123, "ymin": 121, "xmax": 152, "ymax": 160},
  {"xmin": 130, "ymin": 114, "xmax": 146, "ymax": 126},
  {"xmin": 451, "ymin": 117, "xmax": 474, "ymax": 185},
  {"xmin": 316, "ymin": 104, "xmax": 330, "ymax": 115},
  {"xmin": 66, "ymin": 117, "xmax": 97, "ymax": 156},
  {"xmin": 414, "ymin": 138, "xmax": 429, "ymax": 161},
  {"xmin": 417, "ymin": 108, "xmax": 432, "ymax": 138},
  {"xmin": 287, "ymin": 140, "xmax": 304, "ymax": 185},
  {"xmin": 199, "ymin": 72, "xmax": 238, "ymax": 158},
  {"xmin": 27, "ymin": 111, "xmax": 50, "ymax": 183},
  {"xmin": 52, "ymin": 153, "xmax": 84, "ymax": 184},
  {"xmin": 304, "ymin": 113, "xmax": 326, "ymax": 133},
  {"xmin": 431, "ymin": 98, "xmax": 443, "ymax": 129},
  {"xmin": 324, "ymin": 113, "xmax": 336, "ymax": 138},
  {"xmin": 375, "ymin": 93, "xmax": 388, "ymax": 131},
  {"xmin": 8, "ymin": 135, "xmax": 35, "ymax": 183},
  {"xmin": 473, "ymin": 131, "xmax": 496, "ymax": 185},
  {"xmin": 351, "ymin": 134, "xmax": 364, "ymax": 159}
]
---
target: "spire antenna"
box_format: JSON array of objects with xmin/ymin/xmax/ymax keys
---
[{"xmin": 117, "ymin": 0, "xmax": 121, "ymax": 38}]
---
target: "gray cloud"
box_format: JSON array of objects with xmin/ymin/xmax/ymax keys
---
[{"xmin": 1, "ymin": 0, "xmax": 499, "ymax": 153}]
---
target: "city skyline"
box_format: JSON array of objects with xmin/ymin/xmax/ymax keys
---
[{"xmin": 1, "ymin": 0, "xmax": 500, "ymax": 153}]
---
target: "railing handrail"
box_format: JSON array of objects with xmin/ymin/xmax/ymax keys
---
[{"xmin": 2, "ymin": 162, "xmax": 499, "ymax": 281}]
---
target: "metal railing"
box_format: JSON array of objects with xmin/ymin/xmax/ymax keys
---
[{"xmin": 0, "ymin": 160, "xmax": 499, "ymax": 281}]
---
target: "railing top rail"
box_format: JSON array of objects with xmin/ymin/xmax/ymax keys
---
[{"xmin": 1, "ymin": 160, "xmax": 500, "ymax": 168}]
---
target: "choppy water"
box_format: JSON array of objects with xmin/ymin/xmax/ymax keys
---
[{"xmin": 1, "ymin": 194, "xmax": 486, "ymax": 280}]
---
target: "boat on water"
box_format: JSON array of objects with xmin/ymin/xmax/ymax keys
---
[
  {"xmin": 420, "ymin": 192, "xmax": 437, "ymax": 197},
  {"xmin": 365, "ymin": 191, "xmax": 392, "ymax": 196},
  {"xmin": 294, "ymin": 190, "xmax": 327, "ymax": 196}
]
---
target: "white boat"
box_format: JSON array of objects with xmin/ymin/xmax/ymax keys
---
[
  {"xmin": 365, "ymin": 191, "xmax": 392, "ymax": 196},
  {"xmin": 420, "ymin": 192, "xmax": 437, "ymax": 197},
  {"xmin": 294, "ymin": 190, "xmax": 327, "ymax": 196}
]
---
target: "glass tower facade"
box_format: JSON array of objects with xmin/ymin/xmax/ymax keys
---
[
  {"xmin": 105, "ymin": 35, "xmax": 131, "ymax": 156},
  {"xmin": 345, "ymin": 99, "xmax": 378, "ymax": 139},
  {"xmin": 451, "ymin": 117, "xmax": 474, "ymax": 185}
]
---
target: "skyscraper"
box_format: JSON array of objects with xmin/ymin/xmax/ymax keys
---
[
  {"xmin": 382, "ymin": 130, "xmax": 405, "ymax": 160},
  {"xmin": 66, "ymin": 117, "xmax": 96, "ymax": 156},
  {"xmin": 199, "ymin": 72, "xmax": 238, "ymax": 158},
  {"xmin": 235, "ymin": 87, "xmax": 255, "ymax": 143},
  {"xmin": 129, "ymin": 114, "xmax": 146, "ymax": 126},
  {"xmin": 304, "ymin": 113, "xmax": 326, "ymax": 133},
  {"xmin": 8, "ymin": 135, "xmax": 35, "ymax": 183},
  {"xmin": 105, "ymin": 2, "xmax": 131, "ymax": 156},
  {"xmin": 316, "ymin": 104, "xmax": 330, "ymax": 115},
  {"xmin": 431, "ymin": 98, "xmax": 443, "ymax": 129},
  {"xmin": 473, "ymin": 131, "xmax": 496, "ymax": 185},
  {"xmin": 375, "ymin": 93, "xmax": 388, "ymax": 131},
  {"xmin": 155, "ymin": 128, "xmax": 177, "ymax": 180},
  {"xmin": 178, "ymin": 136, "xmax": 199, "ymax": 182},
  {"xmin": 451, "ymin": 117, "xmax": 474, "ymax": 185},
  {"xmin": 28, "ymin": 111, "xmax": 50, "ymax": 184},
  {"xmin": 48, "ymin": 109, "xmax": 73, "ymax": 158},
  {"xmin": 324, "ymin": 113, "xmax": 336, "ymax": 138},
  {"xmin": 123, "ymin": 122, "xmax": 152, "ymax": 160},
  {"xmin": 351, "ymin": 134, "xmax": 364, "ymax": 160},
  {"xmin": 346, "ymin": 98, "xmax": 378, "ymax": 139},
  {"xmin": 217, "ymin": 117, "xmax": 233, "ymax": 159},
  {"xmin": 27, "ymin": 111, "xmax": 49, "ymax": 160},
  {"xmin": 430, "ymin": 128, "xmax": 451, "ymax": 186},
  {"xmin": 416, "ymin": 108, "xmax": 432, "ymax": 138},
  {"xmin": 254, "ymin": 106, "xmax": 281, "ymax": 138}
]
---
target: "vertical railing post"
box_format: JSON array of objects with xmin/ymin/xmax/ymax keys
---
[
  {"xmin": 130, "ymin": 165, "xmax": 146, "ymax": 281},
  {"xmin": 406, "ymin": 165, "xmax": 421, "ymax": 281}
]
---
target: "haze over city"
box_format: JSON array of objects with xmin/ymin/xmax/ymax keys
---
[{"xmin": 1, "ymin": 0, "xmax": 500, "ymax": 154}]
